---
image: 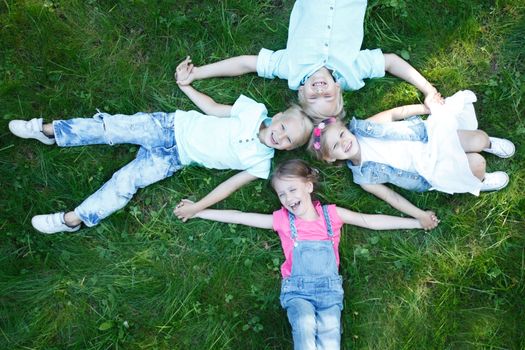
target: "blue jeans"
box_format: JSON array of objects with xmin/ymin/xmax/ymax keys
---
[
  {"xmin": 53, "ymin": 111, "xmax": 182, "ymax": 226},
  {"xmin": 281, "ymin": 276, "xmax": 343, "ymax": 350}
]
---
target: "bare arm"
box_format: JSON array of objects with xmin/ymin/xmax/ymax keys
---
[
  {"xmin": 178, "ymin": 84, "xmax": 232, "ymax": 117},
  {"xmin": 360, "ymin": 184, "xmax": 439, "ymax": 230},
  {"xmin": 195, "ymin": 209, "xmax": 273, "ymax": 229},
  {"xmin": 335, "ymin": 206, "xmax": 422, "ymax": 230},
  {"xmin": 384, "ymin": 53, "xmax": 443, "ymax": 107},
  {"xmin": 176, "ymin": 55, "xmax": 258, "ymax": 85},
  {"xmin": 174, "ymin": 170, "xmax": 259, "ymax": 222},
  {"xmin": 175, "ymin": 58, "xmax": 232, "ymax": 117},
  {"xmin": 367, "ymin": 104, "xmax": 430, "ymax": 123}
]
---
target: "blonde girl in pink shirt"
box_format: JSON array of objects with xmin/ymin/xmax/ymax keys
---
[{"xmin": 185, "ymin": 159, "xmax": 431, "ymax": 349}]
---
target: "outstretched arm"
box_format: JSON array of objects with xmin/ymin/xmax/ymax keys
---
[
  {"xmin": 175, "ymin": 55, "xmax": 258, "ymax": 86},
  {"xmin": 367, "ymin": 104, "xmax": 430, "ymax": 123},
  {"xmin": 176, "ymin": 58, "xmax": 233, "ymax": 117},
  {"xmin": 174, "ymin": 170, "xmax": 259, "ymax": 222},
  {"xmin": 335, "ymin": 206, "xmax": 422, "ymax": 230},
  {"xmin": 383, "ymin": 53, "xmax": 443, "ymax": 108},
  {"xmin": 360, "ymin": 183, "xmax": 439, "ymax": 231},
  {"xmin": 195, "ymin": 209, "xmax": 273, "ymax": 229}
]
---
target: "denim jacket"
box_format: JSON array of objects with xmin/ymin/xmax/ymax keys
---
[{"xmin": 346, "ymin": 117, "xmax": 432, "ymax": 192}]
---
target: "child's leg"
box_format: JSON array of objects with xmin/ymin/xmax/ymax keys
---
[
  {"xmin": 285, "ymin": 298, "xmax": 316, "ymax": 350},
  {"xmin": 32, "ymin": 146, "xmax": 182, "ymax": 233},
  {"xmin": 74, "ymin": 146, "xmax": 181, "ymax": 227},
  {"xmin": 316, "ymin": 304, "xmax": 342, "ymax": 350},
  {"xmin": 466, "ymin": 153, "xmax": 486, "ymax": 180},
  {"xmin": 53, "ymin": 112, "xmax": 175, "ymax": 148},
  {"xmin": 457, "ymin": 130, "xmax": 490, "ymax": 153}
]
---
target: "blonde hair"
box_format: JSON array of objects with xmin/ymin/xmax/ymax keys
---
[
  {"xmin": 281, "ymin": 104, "xmax": 314, "ymax": 149},
  {"xmin": 271, "ymin": 159, "xmax": 320, "ymax": 194},
  {"xmin": 307, "ymin": 119, "xmax": 347, "ymax": 161},
  {"xmin": 297, "ymin": 89, "xmax": 346, "ymax": 124}
]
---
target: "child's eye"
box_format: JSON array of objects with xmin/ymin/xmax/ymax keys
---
[
  {"xmin": 287, "ymin": 137, "xmax": 292, "ymax": 144},
  {"xmin": 339, "ymin": 131, "xmax": 344, "ymax": 137},
  {"xmin": 332, "ymin": 142, "xmax": 337, "ymax": 151},
  {"xmin": 290, "ymin": 188, "xmax": 296, "ymax": 192},
  {"xmin": 281, "ymin": 124, "xmax": 285, "ymax": 131}
]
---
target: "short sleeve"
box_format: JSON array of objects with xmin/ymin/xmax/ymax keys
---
[
  {"xmin": 327, "ymin": 204, "xmax": 344, "ymax": 231},
  {"xmin": 256, "ymin": 48, "xmax": 290, "ymax": 80},
  {"xmin": 231, "ymin": 95, "xmax": 267, "ymax": 120},
  {"xmin": 352, "ymin": 48, "xmax": 385, "ymax": 80},
  {"xmin": 272, "ymin": 207, "xmax": 288, "ymax": 233},
  {"xmin": 246, "ymin": 159, "xmax": 271, "ymax": 179}
]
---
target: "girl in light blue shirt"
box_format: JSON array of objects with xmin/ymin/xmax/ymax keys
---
[
  {"xmin": 8, "ymin": 58, "xmax": 313, "ymax": 234},
  {"xmin": 175, "ymin": 0, "xmax": 442, "ymax": 123}
]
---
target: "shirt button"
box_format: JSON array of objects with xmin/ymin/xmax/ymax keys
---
[
  {"xmin": 245, "ymin": 139, "xmax": 249, "ymax": 142},
  {"xmin": 325, "ymin": 43, "xmax": 328, "ymax": 47},
  {"xmin": 328, "ymin": 25, "xmax": 331, "ymax": 29},
  {"xmin": 330, "ymin": 6, "xmax": 333, "ymax": 10},
  {"xmin": 238, "ymin": 140, "xmax": 242, "ymax": 143}
]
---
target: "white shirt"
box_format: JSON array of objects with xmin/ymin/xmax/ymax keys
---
[
  {"xmin": 174, "ymin": 95, "xmax": 274, "ymax": 179},
  {"xmin": 358, "ymin": 136, "xmax": 424, "ymax": 173}
]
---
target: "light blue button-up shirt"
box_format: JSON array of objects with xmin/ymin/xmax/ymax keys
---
[{"xmin": 256, "ymin": 0, "xmax": 385, "ymax": 91}]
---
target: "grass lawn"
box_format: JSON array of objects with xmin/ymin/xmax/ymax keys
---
[{"xmin": 1, "ymin": 0, "xmax": 524, "ymax": 349}]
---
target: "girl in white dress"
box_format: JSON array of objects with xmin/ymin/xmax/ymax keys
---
[{"xmin": 308, "ymin": 90, "xmax": 515, "ymax": 230}]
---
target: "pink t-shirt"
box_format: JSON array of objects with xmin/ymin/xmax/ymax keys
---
[{"xmin": 272, "ymin": 202, "xmax": 344, "ymax": 278}]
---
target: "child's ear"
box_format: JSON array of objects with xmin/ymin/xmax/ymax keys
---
[{"xmin": 306, "ymin": 181, "xmax": 314, "ymax": 193}]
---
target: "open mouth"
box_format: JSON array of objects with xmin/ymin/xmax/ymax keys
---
[
  {"xmin": 312, "ymin": 81, "xmax": 327, "ymax": 90},
  {"xmin": 289, "ymin": 201, "xmax": 300, "ymax": 212}
]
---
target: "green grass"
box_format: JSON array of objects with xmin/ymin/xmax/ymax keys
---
[{"xmin": 1, "ymin": 0, "xmax": 524, "ymax": 349}]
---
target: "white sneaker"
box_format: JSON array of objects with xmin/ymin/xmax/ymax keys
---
[
  {"xmin": 480, "ymin": 171, "xmax": 509, "ymax": 192},
  {"xmin": 484, "ymin": 137, "xmax": 515, "ymax": 158},
  {"xmin": 31, "ymin": 212, "xmax": 81, "ymax": 234},
  {"xmin": 8, "ymin": 118, "xmax": 55, "ymax": 145}
]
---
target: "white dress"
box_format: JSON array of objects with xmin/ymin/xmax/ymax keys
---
[{"xmin": 415, "ymin": 90, "xmax": 482, "ymax": 195}]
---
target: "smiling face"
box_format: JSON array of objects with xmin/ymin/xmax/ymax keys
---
[
  {"xmin": 299, "ymin": 67, "xmax": 342, "ymax": 119},
  {"xmin": 259, "ymin": 112, "xmax": 311, "ymax": 151},
  {"xmin": 273, "ymin": 176, "xmax": 315, "ymax": 217},
  {"xmin": 322, "ymin": 123, "xmax": 360, "ymax": 163}
]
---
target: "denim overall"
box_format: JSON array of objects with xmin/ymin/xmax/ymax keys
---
[
  {"xmin": 280, "ymin": 206, "xmax": 344, "ymax": 350},
  {"xmin": 53, "ymin": 111, "xmax": 183, "ymax": 226},
  {"xmin": 347, "ymin": 117, "xmax": 432, "ymax": 192}
]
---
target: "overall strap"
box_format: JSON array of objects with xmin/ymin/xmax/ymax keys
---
[
  {"xmin": 321, "ymin": 205, "xmax": 334, "ymax": 238},
  {"xmin": 288, "ymin": 205, "xmax": 334, "ymax": 244},
  {"xmin": 287, "ymin": 211, "xmax": 298, "ymax": 242}
]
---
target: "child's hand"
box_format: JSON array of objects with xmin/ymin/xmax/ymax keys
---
[
  {"xmin": 174, "ymin": 198, "xmax": 200, "ymax": 222},
  {"xmin": 175, "ymin": 56, "xmax": 196, "ymax": 86},
  {"xmin": 424, "ymin": 88, "xmax": 445, "ymax": 111},
  {"xmin": 417, "ymin": 210, "xmax": 440, "ymax": 231}
]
